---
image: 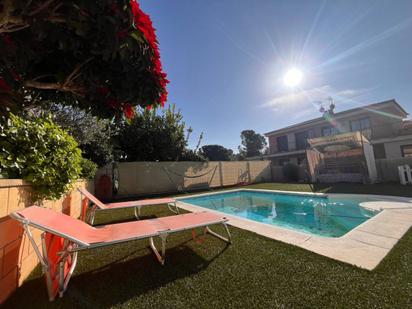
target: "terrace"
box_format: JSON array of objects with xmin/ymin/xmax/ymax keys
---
[{"xmin": 3, "ymin": 183, "xmax": 412, "ymax": 308}]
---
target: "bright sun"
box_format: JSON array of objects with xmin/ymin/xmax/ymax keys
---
[{"xmin": 283, "ymin": 68, "xmax": 303, "ymax": 88}]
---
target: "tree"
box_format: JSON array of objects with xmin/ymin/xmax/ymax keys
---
[
  {"xmin": 0, "ymin": 0, "xmax": 168, "ymax": 118},
  {"xmin": 200, "ymin": 145, "xmax": 233, "ymax": 161},
  {"xmin": 118, "ymin": 104, "xmax": 197, "ymax": 161},
  {"xmin": 239, "ymin": 130, "xmax": 267, "ymax": 157},
  {"xmin": 29, "ymin": 104, "xmax": 116, "ymax": 166}
]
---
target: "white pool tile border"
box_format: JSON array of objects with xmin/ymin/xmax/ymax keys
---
[{"xmin": 174, "ymin": 189, "xmax": 412, "ymax": 270}]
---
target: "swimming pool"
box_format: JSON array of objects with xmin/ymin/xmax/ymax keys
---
[{"xmin": 179, "ymin": 190, "xmax": 380, "ymax": 237}]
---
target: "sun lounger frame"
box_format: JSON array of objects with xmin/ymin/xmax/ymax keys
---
[
  {"xmin": 78, "ymin": 188, "xmax": 180, "ymax": 224},
  {"xmin": 10, "ymin": 209, "xmax": 231, "ymax": 301}
]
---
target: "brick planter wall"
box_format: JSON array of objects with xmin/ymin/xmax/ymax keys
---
[{"xmin": 0, "ymin": 179, "xmax": 93, "ymax": 304}]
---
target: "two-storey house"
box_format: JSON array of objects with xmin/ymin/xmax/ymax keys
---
[{"xmin": 264, "ymin": 99, "xmax": 412, "ymax": 165}]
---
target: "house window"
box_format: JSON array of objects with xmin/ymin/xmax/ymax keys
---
[
  {"xmin": 322, "ymin": 126, "xmax": 340, "ymax": 136},
  {"xmin": 401, "ymin": 144, "xmax": 412, "ymax": 157},
  {"xmin": 295, "ymin": 131, "xmax": 309, "ymax": 150},
  {"xmin": 350, "ymin": 117, "xmax": 370, "ymax": 132},
  {"xmin": 277, "ymin": 135, "xmax": 288, "ymax": 152}
]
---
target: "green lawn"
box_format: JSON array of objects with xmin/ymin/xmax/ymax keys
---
[{"xmin": 4, "ymin": 183, "xmax": 412, "ymax": 308}]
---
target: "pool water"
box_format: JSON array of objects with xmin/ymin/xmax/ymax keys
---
[{"xmin": 180, "ymin": 190, "xmax": 380, "ymax": 237}]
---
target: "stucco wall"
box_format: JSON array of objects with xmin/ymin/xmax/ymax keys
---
[
  {"xmin": 376, "ymin": 157, "xmax": 412, "ymax": 182},
  {"xmin": 383, "ymin": 138, "xmax": 412, "ymax": 159},
  {"xmin": 0, "ymin": 180, "xmax": 93, "ymax": 304},
  {"xmin": 95, "ymin": 161, "xmax": 273, "ymax": 198}
]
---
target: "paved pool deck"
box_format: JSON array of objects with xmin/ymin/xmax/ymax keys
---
[{"xmin": 175, "ymin": 189, "xmax": 412, "ymax": 270}]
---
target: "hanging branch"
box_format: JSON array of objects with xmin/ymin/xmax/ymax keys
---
[
  {"xmin": 0, "ymin": 0, "xmax": 64, "ymax": 34},
  {"xmin": 28, "ymin": 0, "xmax": 57, "ymax": 16},
  {"xmin": 24, "ymin": 57, "xmax": 93, "ymax": 96}
]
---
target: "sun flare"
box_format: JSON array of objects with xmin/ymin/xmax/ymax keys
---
[{"xmin": 283, "ymin": 68, "xmax": 303, "ymax": 88}]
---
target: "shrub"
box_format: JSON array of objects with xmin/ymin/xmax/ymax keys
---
[
  {"xmin": 80, "ymin": 158, "xmax": 98, "ymax": 179},
  {"xmin": 118, "ymin": 104, "xmax": 190, "ymax": 161},
  {"xmin": 0, "ymin": 114, "xmax": 82, "ymax": 200},
  {"xmin": 282, "ymin": 163, "xmax": 300, "ymax": 182}
]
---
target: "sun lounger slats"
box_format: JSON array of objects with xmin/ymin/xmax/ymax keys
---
[
  {"xmin": 103, "ymin": 220, "xmax": 159, "ymax": 243},
  {"xmin": 10, "ymin": 205, "xmax": 231, "ymax": 301}
]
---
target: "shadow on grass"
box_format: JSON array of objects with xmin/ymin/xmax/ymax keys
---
[
  {"xmin": 4, "ymin": 236, "xmax": 230, "ymax": 308},
  {"xmin": 67, "ymin": 244, "xmax": 229, "ymax": 308}
]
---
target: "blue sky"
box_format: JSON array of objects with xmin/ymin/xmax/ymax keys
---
[{"xmin": 140, "ymin": 0, "xmax": 412, "ymax": 151}]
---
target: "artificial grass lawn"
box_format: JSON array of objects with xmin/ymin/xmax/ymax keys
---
[{"xmin": 4, "ymin": 183, "xmax": 412, "ymax": 308}]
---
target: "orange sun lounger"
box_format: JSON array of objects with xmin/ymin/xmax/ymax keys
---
[
  {"xmin": 78, "ymin": 187, "xmax": 180, "ymax": 224},
  {"xmin": 10, "ymin": 206, "xmax": 231, "ymax": 301}
]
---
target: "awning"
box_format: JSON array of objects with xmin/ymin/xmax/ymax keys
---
[{"xmin": 308, "ymin": 132, "xmax": 369, "ymax": 153}]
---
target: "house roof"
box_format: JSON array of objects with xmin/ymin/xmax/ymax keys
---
[{"xmin": 265, "ymin": 99, "xmax": 408, "ymax": 136}]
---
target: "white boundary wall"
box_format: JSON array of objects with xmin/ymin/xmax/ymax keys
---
[{"xmin": 96, "ymin": 161, "xmax": 272, "ymax": 197}]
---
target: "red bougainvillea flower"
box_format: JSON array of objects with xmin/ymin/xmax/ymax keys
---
[
  {"xmin": 130, "ymin": 1, "xmax": 157, "ymax": 47},
  {"xmin": 159, "ymin": 91, "xmax": 168, "ymax": 107},
  {"xmin": 123, "ymin": 103, "xmax": 136, "ymax": 119},
  {"xmin": 102, "ymin": 1, "xmax": 169, "ymax": 116},
  {"xmin": 130, "ymin": 0, "xmax": 169, "ymax": 107},
  {"xmin": 0, "ymin": 78, "xmax": 11, "ymax": 91}
]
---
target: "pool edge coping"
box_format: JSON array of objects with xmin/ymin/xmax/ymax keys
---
[{"xmin": 174, "ymin": 188, "xmax": 412, "ymax": 270}]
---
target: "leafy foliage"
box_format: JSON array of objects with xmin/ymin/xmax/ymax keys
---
[
  {"xmin": 0, "ymin": 0, "xmax": 168, "ymax": 118},
  {"xmin": 32, "ymin": 104, "xmax": 116, "ymax": 166},
  {"xmin": 238, "ymin": 130, "xmax": 267, "ymax": 157},
  {"xmin": 80, "ymin": 158, "xmax": 98, "ymax": 179},
  {"xmin": 179, "ymin": 149, "xmax": 205, "ymax": 162},
  {"xmin": 118, "ymin": 104, "xmax": 193, "ymax": 161},
  {"xmin": 282, "ymin": 163, "xmax": 300, "ymax": 182},
  {"xmin": 200, "ymin": 144, "xmax": 234, "ymax": 161},
  {"xmin": 0, "ymin": 114, "xmax": 82, "ymax": 200}
]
